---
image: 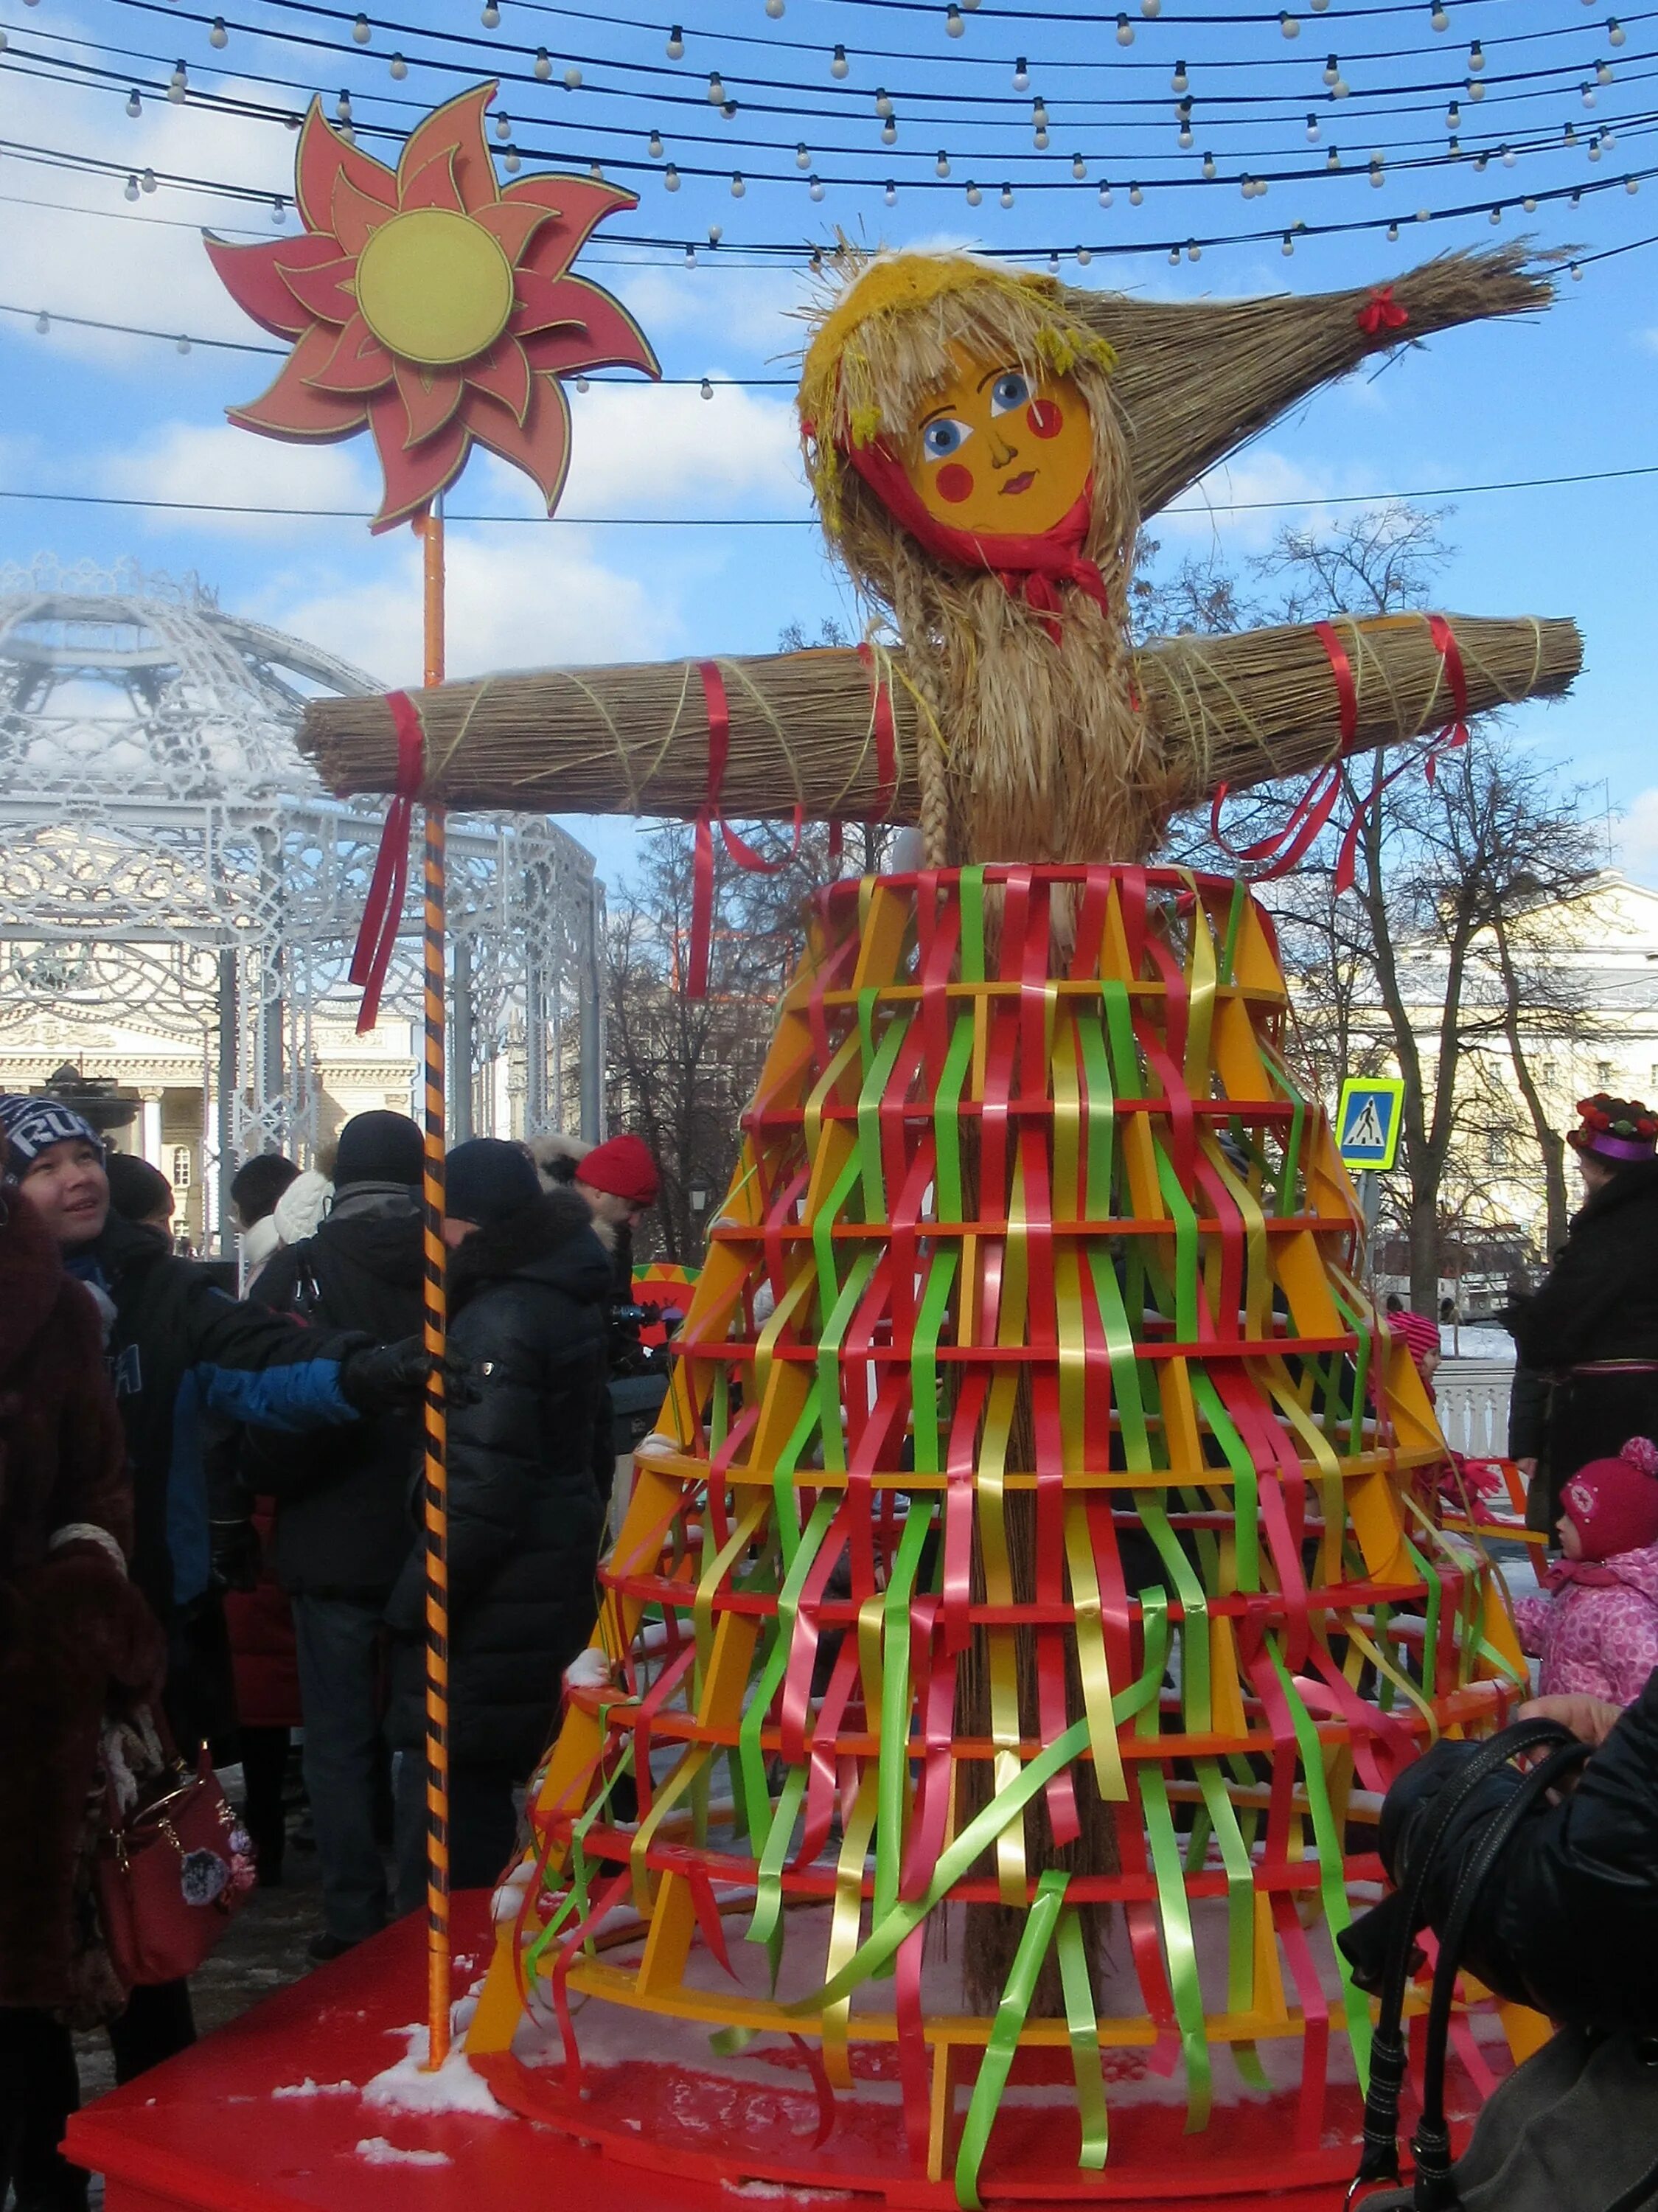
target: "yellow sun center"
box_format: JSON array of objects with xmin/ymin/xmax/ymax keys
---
[{"xmin": 355, "ymin": 208, "xmax": 514, "ymax": 367}]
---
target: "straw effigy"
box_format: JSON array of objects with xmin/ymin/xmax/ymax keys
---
[{"xmin": 299, "ymin": 611, "xmax": 1582, "ymax": 845}]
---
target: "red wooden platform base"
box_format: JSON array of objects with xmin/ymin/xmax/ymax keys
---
[{"xmin": 66, "ymin": 1909, "xmax": 1360, "ymax": 2212}]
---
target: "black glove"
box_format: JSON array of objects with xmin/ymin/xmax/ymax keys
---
[
  {"xmin": 340, "ymin": 1334, "xmax": 431, "ymax": 1415},
  {"xmin": 209, "ymin": 1517, "xmax": 262, "ymax": 1593}
]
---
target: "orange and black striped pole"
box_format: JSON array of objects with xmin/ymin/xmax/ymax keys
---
[{"xmin": 417, "ymin": 496, "xmax": 451, "ymax": 2069}]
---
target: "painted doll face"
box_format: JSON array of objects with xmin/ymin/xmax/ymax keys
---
[{"xmin": 902, "ymin": 350, "xmax": 1093, "ymax": 538}]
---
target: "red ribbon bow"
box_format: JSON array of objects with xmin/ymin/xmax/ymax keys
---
[
  {"xmin": 348, "ymin": 689, "xmax": 424, "ymax": 1035},
  {"xmin": 1355, "ymin": 285, "xmax": 1410, "ymax": 338}
]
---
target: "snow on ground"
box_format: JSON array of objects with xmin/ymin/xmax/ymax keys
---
[
  {"xmin": 362, "ymin": 2025, "xmax": 506, "ymax": 2118},
  {"xmin": 354, "ymin": 2137, "xmax": 453, "ymax": 2167}
]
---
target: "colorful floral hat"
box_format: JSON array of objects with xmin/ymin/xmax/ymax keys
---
[{"xmin": 1568, "ymin": 1093, "xmax": 1658, "ymax": 1164}]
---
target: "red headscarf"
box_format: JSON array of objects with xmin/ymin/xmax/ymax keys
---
[{"xmin": 843, "ymin": 437, "xmax": 1110, "ymax": 644}]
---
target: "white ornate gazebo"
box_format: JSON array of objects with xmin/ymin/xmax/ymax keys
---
[{"xmin": 0, "ymin": 557, "xmax": 604, "ymax": 1255}]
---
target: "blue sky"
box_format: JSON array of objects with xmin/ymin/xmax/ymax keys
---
[{"xmin": 1, "ymin": 0, "xmax": 1654, "ymax": 892}]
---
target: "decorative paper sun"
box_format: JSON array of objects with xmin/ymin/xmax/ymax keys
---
[{"xmin": 206, "ymin": 84, "xmax": 659, "ymax": 531}]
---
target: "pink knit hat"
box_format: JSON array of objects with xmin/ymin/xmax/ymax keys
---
[
  {"xmin": 1388, "ymin": 1310, "xmax": 1441, "ymax": 1369},
  {"xmin": 1560, "ymin": 1436, "xmax": 1658, "ymax": 1562}
]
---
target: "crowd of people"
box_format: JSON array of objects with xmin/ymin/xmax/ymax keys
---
[
  {"xmin": 4, "ymin": 1078, "xmax": 1658, "ymax": 2208},
  {"xmin": 0, "ymin": 1092, "xmax": 659, "ymax": 2209}
]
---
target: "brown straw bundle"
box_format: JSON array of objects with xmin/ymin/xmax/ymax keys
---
[{"xmin": 299, "ymin": 611, "xmax": 1582, "ymax": 855}]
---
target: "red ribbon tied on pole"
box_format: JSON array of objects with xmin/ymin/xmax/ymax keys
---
[
  {"xmin": 686, "ymin": 661, "xmax": 804, "ymax": 999},
  {"xmin": 1354, "ymin": 285, "xmax": 1410, "ymax": 338},
  {"xmin": 349, "ymin": 689, "xmax": 424, "ymax": 1034}
]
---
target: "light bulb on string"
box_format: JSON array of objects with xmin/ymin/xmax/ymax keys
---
[
  {"xmin": 707, "ymin": 223, "xmax": 722, "ymax": 244},
  {"xmin": 1072, "ymin": 152, "xmax": 1087, "ymax": 178},
  {"xmin": 125, "ymin": 88, "xmax": 141, "ymax": 116},
  {"xmin": 1415, "ymin": 205, "xmax": 1429, "ymax": 220},
  {"xmin": 391, "ymin": 50, "xmax": 408, "ymax": 76},
  {"xmin": 565, "ymin": 63, "xmax": 582, "ymax": 86},
  {"xmin": 1186, "ymin": 239, "xmax": 1200, "ymax": 260},
  {"xmin": 1334, "ymin": 74, "xmax": 1351, "ymax": 97},
  {"xmin": 793, "ymin": 141, "xmax": 809, "ymax": 168},
  {"xmin": 35, "ymin": 312, "xmax": 49, "ymax": 335},
  {"xmin": 142, "ymin": 168, "xmax": 156, "ymax": 192},
  {"xmin": 1588, "ymin": 131, "xmax": 1602, "ymax": 158},
  {"xmin": 1326, "ymin": 146, "xmax": 1341, "ymax": 170},
  {"xmin": 1500, "ymin": 142, "xmax": 1515, "ymax": 166},
  {"xmin": 700, "ymin": 379, "xmax": 713, "ymax": 400},
  {"xmin": 1143, "ymin": 0, "xmax": 1160, "ymax": 14},
  {"xmin": 1628, "ymin": 173, "xmax": 1640, "ymax": 192},
  {"xmin": 1048, "ymin": 250, "xmax": 1060, "ymax": 274},
  {"xmin": 1570, "ymin": 260, "xmax": 1582, "ymax": 279},
  {"xmin": 999, "ymin": 182, "xmax": 1014, "ymax": 207},
  {"xmin": 666, "ymin": 25, "xmax": 684, "ymax": 58},
  {"xmin": 1369, "ymin": 154, "xmax": 1384, "ymax": 186},
  {"xmin": 1609, "ymin": 15, "xmax": 1626, "ymax": 44},
  {"xmin": 1034, "ymin": 125, "xmax": 1049, "ymax": 150},
  {"xmin": 1201, "ymin": 150, "xmax": 1216, "ymax": 177},
  {"xmin": 649, "ymin": 129, "xmax": 665, "ymax": 158},
  {"xmin": 946, "ymin": 3, "xmax": 964, "ymax": 34},
  {"xmin": 882, "ymin": 118, "xmax": 898, "ymax": 145},
  {"xmin": 809, "ymin": 173, "xmax": 825, "ymax": 199},
  {"xmin": 1171, "ymin": 60, "xmax": 1188, "ymax": 92},
  {"xmin": 707, "ymin": 71, "xmax": 725, "ymax": 102},
  {"xmin": 1280, "ymin": 10, "xmax": 1299, "ymax": 34},
  {"xmin": 966, "ymin": 180, "xmax": 981, "ymax": 204},
  {"xmin": 885, "ymin": 180, "xmax": 896, "ymax": 205},
  {"xmin": 766, "ymin": 0, "xmax": 784, "ymax": 14},
  {"xmin": 209, "ymin": 18, "xmax": 228, "ymax": 48},
  {"xmin": 1011, "ymin": 56, "xmax": 1030, "ymax": 91},
  {"xmin": 1430, "ymin": 1, "xmax": 1448, "ymax": 26},
  {"xmin": 731, "ymin": 171, "xmax": 745, "ymax": 195},
  {"xmin": 1323, "ymin": 53, "xmax": 1339, "ymax": 84},
  {"xmin": 1466, "ymin": 76, "xmax": 1485, "ymax": 104},
  {"xmin": 1473, "ymin": 151, "xmax": 1487, "ymax": 170},
  {"xmin": 722, "ymin": 100, "xmax": 737, "ymax": 117},
  {"xmin": 175, "ymin": 335, "xmax": 191, "ymax": 355},
  {"xmin": 1168, "ymin": 246, "xmax": 1180, "ymax": 264},
  {"xmin": 1129, "ymin": 181, "xmax": 1143, "ymax": 204},
  {"xmin": 1033, "ymin": 95, "xmax": 1048, "ymax": 128},
  {"xmin": 480, "ymin": 0, "xmax": 500, "ymax": 22},
  {"xmin": 1448, "ymin": 135, "xmax": 1460, "ymax": 156},
  {"xmin": 1387, "ymin": 220, "xmax": 1399, "ymax": 240},
  {"xmin": 664, "ymin": 161, "xmax": 680, "ymax": 189},
  {"xmin": 168, "ymin": 61, "xmax": 187, "ymax": 103},
  {"xmin": 495, "ymin": 111, "xmax": 512, "ymax": 140},
  {"xmin": 270, "ymin": 194, "xmax": 285, "ymax": 223},
  {"xmin": 1564, "ymin": 122, "xmax": 1577, "ymax": 145},
  {"xmin": 809, "ymin": 247, "xmax": 823, "ymax": 271},
  {"xmin": 1281, "ymin": 229, "xmax": 1294, "ymax": 254},
  {"xmin": 874, "ymin": 86, "xmax": 893, "ymax": 116},
  {"xmin": 1098, "ymin": 181, "xmax": 1113, "ymax": 206},
  {"xmin": 936, "ymin": 150, "xmax": 951, "ymax": 176},
  {"xmin": 1469, "ymin": 38, "xmax": 1484, "ymax": 69},
  {"xmin": 1489, "ymin": 203, "xmax": 1502, "ymax": 222},
  {"xmin": 1078, "ymin": 244, "xmax": 1093, "ymax": 264},
  {"xmin": 1178, "ymin": 124, "xmax": 1193, "ymax": 149},
  {"xmin": 1306, "ymin": 114, "xmax": 1319, "ymax": 140},
  {"xmin": 502, "ymin": 146, "xmax": 520, "ymax": 172},
  {"xmin": 352, "ymin": 10, "xmax": 370, "ymax": 38},
  {"xmin": 1522, "ymin": 195, "xmax": 1536, "ymax": 210},
  {"xmin": 1311, "ymin": 0, "xmax": 1328, "ymax": 12},
  {"xmin": 684, "ymin": 243, "xmax": 696, "ymax": 266},
  {"xmin": 1596, "ymin": 58, "xmax": 1613, "ymax": 83},
  {"xmin": 575, "ymin": 375, "xmax": 589, "ymax": 393},
  {"xmin": 1116, "ymin": 13, "xmax": 1135, "ymax": 44},
  {"xmin": 1446, "ymin": 100, "xmax": 1460, "ymax": 130},
  {"xmin": 124, "ymin": 173, "xmax": 139, "ymax": 201},
  {"xmin": 830, "ymin": 43, "xmax": 849, "ymax": 77}
]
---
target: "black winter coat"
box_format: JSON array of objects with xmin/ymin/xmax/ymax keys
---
[
  {"xmin": 1373, "ymin": 1666, "xmax": 1658, "ymax": 2037},
  {"xmin": 386, "ymin": 1189, "xmax": 614, "ymax": 1772},
  {"xmin": 69, "ymin": 1213, "xmax": 371, "ymax": 1748},
  {"xmin": 1511, "ymin": 1158, "xmax": 1658, "ymax": 1510},
  {"xmin": 245, "ymin": 1188, "xmax": 424, "ymax": 1600}
]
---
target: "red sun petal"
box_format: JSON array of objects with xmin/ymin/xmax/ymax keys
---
[
  {"xmin": 395, "ymin": 83, "xmax": 498, "ymax": 216},
  {"xmin": 296, "ymin": 97, "xmax": 395, "ymax": 237},
  {"xmin": 504, "ymin": 175, "xmax": 639, "ymax": 282},
  {"xmin": 515, "ymin": 274, "xmax": 661, "ymax": 381},
  {"xmin": 367, "ymin": 388, "xmax": 470, "ymax": 532},
  {"xmin": 204, "ymin": 232, "xmax": 342, "ymax": 340},
  {"xmin": 471, "ymin": 198, "xmax": 558, "ymax": 266},
  {"xmin": 508, "ymin": 268, "xmax": 585, "ymax": 340},
  {"xmin": 394, "ymin": 359, "xmax": 465, "ymax": 448},
  {"xmin": 305, "ymin": 312, "xmax": 397, "ymax": 396},
  {"xmin": 228, "ymin": 322, "xmax": 370, "ymax": 442},
  {"xmin": 466, "ymin": 375, "xmax": 571, "ymax": 512},
  {"xmin": 278, "ymin": 254, "xmax": 360, "ymax": 328},
  {"xmin": 463, "ymin": 335, "xmax": 532, "ymax": 423},
  {"xmin": 331, "ymin": 169, "xmax": 399, "ymax": 259},
  {"xmin": 398, "ymin": 150, "xmax": 466, "ymax": 217}
]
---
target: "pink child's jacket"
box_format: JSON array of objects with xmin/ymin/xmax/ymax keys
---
[{"xmin": 1514, "ymin": 1543, "xmax": 1658, "ymax": 1707}]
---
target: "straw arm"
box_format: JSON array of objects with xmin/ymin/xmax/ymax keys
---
[{"xmin": 297, "ymin": 610, "xmax": 1581, "ymax": 824}]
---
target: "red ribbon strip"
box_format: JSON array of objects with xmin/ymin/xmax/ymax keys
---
[
  {"xmin": 686, "ymin": 660, "xmax": 804, "ymax": 999},
  {"xmin": 1424, "ymin": 612, "xmax": 1471, "ymax": 775},
  {"xmin": 349, "ymin": 689, "xmax": 424, "ymax": 1035},
  {"xmin": 856, "ymin": 641, "xmax": 899, "ymax": 820},
  {"xmin": 1355, "ymin": 284, "xmax": 1410, "ymax": 338}
]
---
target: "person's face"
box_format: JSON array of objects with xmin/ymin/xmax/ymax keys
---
[
  {"xmin": 20, "ymin": 1138, "xmax": 110, "ymax": 1249},
  {"xmin": 1558, "ymin": 1514, "xmax": 1584, "ymax": 1561},
  {"xmin": 1418, "ymin": 1346, "xmax": 1441, "ymax": 1385},
  {"xmin": 581, "ymin": 1183, "xmax": 648, "ymax": 1233},
  {"xmin": 901, "ymin": 347, "xmax": 1094, "ymax": 540},
  {"xmin": 442, "ymin": 1217, "xmax": 479, "ymax": 1249},
  {"xmin": 1578, "ymin": 1151, "xmax": 1615, "ymax": 1196}
]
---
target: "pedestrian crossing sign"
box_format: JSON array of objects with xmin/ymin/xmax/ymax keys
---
[{"xmin": 1335, "ymin": 1076, "xmax": 1404, "ymax": 1172}]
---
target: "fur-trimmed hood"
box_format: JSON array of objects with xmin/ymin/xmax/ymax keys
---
[{"xmin": 448, "ymin": 1185, "xmax": 613, "ymax": 1309}]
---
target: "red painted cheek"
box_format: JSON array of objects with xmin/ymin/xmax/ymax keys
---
[
  {"xmin": 1026, "ymin": 399, "xmax": 1064, "ymax": 439},
  {"xmin": 935, "ymin": 462, "xmax": 975, "ymax": 504}
]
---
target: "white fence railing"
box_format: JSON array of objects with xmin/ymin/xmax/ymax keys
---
[{"xmin": 1433, "ymin": 1361, "xmax": 1514, "ymax": 1458}]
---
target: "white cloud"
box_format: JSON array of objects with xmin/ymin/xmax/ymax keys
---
[
  {"xmin": 610, "ymin": 261, "xmax": 809, "ymax": 365},
  {"xmin": 262, "ymin": 524, "xmax": 686, "ymax": 687},
  {"xmin": 97, "ymin": 420, "xmax": 377, "ymax": 536},
  {"xmin": 1616, "ymin": 788, "xmax": 1658, "ymax": 887},
  {"xmin": 558, "ymin": 380, "xmax": 804, "ymax": 511},
  {"xmin": 1157, "ymin": 445, "xmax": 1343, "ymax": 552}
]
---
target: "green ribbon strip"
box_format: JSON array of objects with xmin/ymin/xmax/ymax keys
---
[
  {"xmin": 1135, "ymin": 1590, "xmax": 1212, "ymax": 2132},
  {"xmin": 1056, "ymin": 1894, "xmax": 1111, "ymax": 2172},
  {"xmin": 955, "ymin": 1869, "xmax": 1070, "ymax": 2211},
  {"xmin": 873, "ymin": 1498, "xmax": 937, "ymax": 1938},
  {"xmin": 739, "ymin": 1491, "xmax": 838, "ymax": 1933}
]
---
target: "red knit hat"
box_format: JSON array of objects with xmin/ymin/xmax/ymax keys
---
[
  {"xmin": 576, "ymin": 1133, "xmax": 660, "ymax": 1206},
  {"xmin": 1388, "ymin": 1310, "xmax": 1441, "ymax": 1369},
  {"xmin": 1559, "ymin": 1436, "xmax": 1658, "ymax": 1562}
]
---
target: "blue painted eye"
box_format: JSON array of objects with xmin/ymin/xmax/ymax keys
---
[
  {"xmin": 922, "ymin": 417, "xmax": 972, "ymax": 459},
  {"xmin": 990, "ymin": 371, "xmax": 1031, "ymax": 414}
]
